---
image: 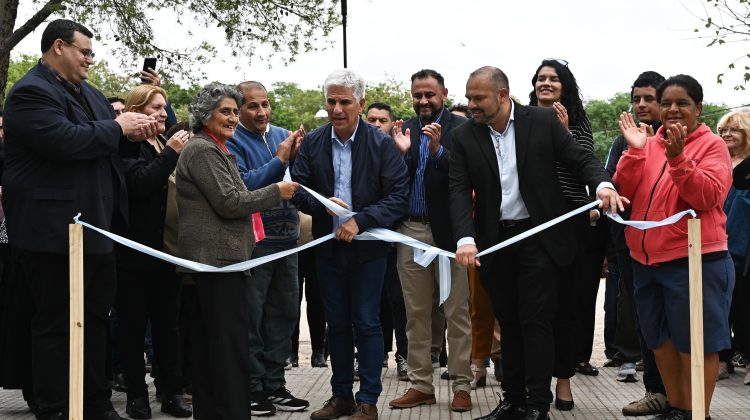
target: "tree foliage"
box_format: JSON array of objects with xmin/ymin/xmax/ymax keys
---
[
  {"xmin": 691, "ymin": 0, "xmax": 750, "ymax": 89},
  {"xmin": 268, "ymin": 79, "xmax": 419, "ymax": 131},
  {"xmin": 0, "ymin": 0, "xmax": 341, "ymax": 102}
]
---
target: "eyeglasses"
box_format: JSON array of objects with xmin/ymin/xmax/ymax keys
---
[
  {"xmin": 718, "ymin": 127, "xmax": 742, "ymax": 135},
  {"xmin": 62, "ymin": 40, "xmax": 95, "ymax": 59},
  {"xmin": 544, "ymin": 58, "xmax": 568, "ymax": 66}
]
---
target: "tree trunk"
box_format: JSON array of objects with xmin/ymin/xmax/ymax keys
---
[
  {"xmin": 0, "ymin": 0, "xmax": 64, "ymax": 104},
  {"xmin": 0, "ymin": 0, "xmax": 20, "ymax": 104}
]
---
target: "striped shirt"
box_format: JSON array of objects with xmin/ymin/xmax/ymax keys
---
[
  {"xmin": 409, "ymin": 110, "xmax": 445, "ymax": 216},
  {"xmin": 557, "ymin": 116, "xmax": 595, "ymax": 205}
]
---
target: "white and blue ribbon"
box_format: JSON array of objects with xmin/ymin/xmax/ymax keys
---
[{"xmin": 73, "ymin": 188, "xmax": 698, "ymax": 306}]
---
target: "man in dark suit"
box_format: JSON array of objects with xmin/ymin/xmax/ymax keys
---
[
  {"xmin": 291, "ymin": 69, "xmax": 409, "ymax": 420},
  {"xmin": 388, "ymin": 69, "xmax": 473, "ymax": 413},
  {"xmin": 449, "ymin": 66, "xmax": 624, "ymax": 420},
  {"xmin": 3, "ymin": 19, "xmax": 157, "ymax": 420}
]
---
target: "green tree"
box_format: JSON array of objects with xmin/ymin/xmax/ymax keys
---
[
  {"xmin": 691, "ymin": 0, "xmax": 750, "ymax": 89},
  {"xmin": 5, "ymin": 53, "xmax": 134, "ymax": 98},
  {"xmin": 365, "ymin": 78, "xmax": 415, "ymax": 121},
  {"xmin": 0, "ymin": 0, "xmax": 341, "ymax": 103},
  {"xmin": 269, "ymin": 82, "xmax": 326, "ymax": 131},
  {"xmin": 585, "ymin": 92, "xmax": 631, "ymax": 162}
]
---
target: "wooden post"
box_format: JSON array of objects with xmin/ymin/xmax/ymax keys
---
[
  {"xmin": 69, "ymin": 224, "xmax": 84, "ymax": 420},
  {"xmin": 688, "ymin": 219, "xmax": 704, "ymax": 419}
]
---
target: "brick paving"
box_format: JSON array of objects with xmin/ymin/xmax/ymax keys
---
[{"xmin": 2, "ymin": 284, "xmax": 749, "ymax": 419}]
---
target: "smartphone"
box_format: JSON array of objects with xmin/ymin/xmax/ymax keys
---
[{"xmin": 142, "ymin": 57, "xmax": 157, "ymax": 72}]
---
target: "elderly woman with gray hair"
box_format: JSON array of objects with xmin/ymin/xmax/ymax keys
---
[{"xmin": 176, "ymin": 83, "xmax": 298, "ymax": 419}]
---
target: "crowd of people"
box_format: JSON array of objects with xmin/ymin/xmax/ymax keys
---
[{"xmin": 0, "ymin": 17, "xmax": 748, "ymax": 420}]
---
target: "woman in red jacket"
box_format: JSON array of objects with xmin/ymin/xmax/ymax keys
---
[{"xmin": 614, "ymin": 75, "xmax": 734, "ymax": 420}]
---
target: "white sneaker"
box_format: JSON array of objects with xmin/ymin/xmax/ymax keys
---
[{"xmin": 616, "ymin": 362, "xmax": 638, "ymax": 383}]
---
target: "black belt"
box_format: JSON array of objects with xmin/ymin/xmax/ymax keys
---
[
  {"xmin": 500, "ymin": 218, "xmax": 531, "ymax": 228},
  {"xmin": 406, "ymin": 215, "xmax": 430, "ymax": 224}
]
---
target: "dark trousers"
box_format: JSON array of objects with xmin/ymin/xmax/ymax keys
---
[
  {"xmin": 317, "ymin": 243, "xmax": 385, "ymax": 405},
  {"xmin": 482, "ymin": 225, "xmax": 558, "ymax": 411},
  {"xmin": 731, "ymin": 264, "xmax": 750, "ymax": 359},
  {"xmin": 382, "ymin": 246, "xmax": 407, "ymax": 358},
  {"xmin": 292, "ymin": 248, "xmax": 326, "ymax": 354},
  {"xmin": 619, "ymin": 254, "xmax": 665, "ymax": 394},
  {"xmin": 614, "ymin": 252, "xmax": 642, "ymax": 361},
  {"xmin": 115, "ymin": 265, "xmax": 183, "ymax": 398},
  {"xmin": 13, "ymin": 248, "xmax": 116, "ymax": 418},
  {"xmin": 553, "ymin": 220, "xmax": 605, "ymax": 378},
  {"xmin": 192, "ymin": 271, "xmax": 251, "ymax": 420},
  {"xmin": 178, "ymin": 282, "xmax": 197, "ymax": 390},
  {"xmin": 603, "ymin": 256, "xmax": 619, "ymax": 360}
]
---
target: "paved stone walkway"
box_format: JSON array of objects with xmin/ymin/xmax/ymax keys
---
[{"xmin": 2, "ymin": 284, "xmax": 749, "ymax": 419}]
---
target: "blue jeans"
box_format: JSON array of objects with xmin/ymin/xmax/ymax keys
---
[
  {"xmin": 247, "ymin": 244, "xmax": 299, "ymax": 392},
  {"xmin": 317, "ymin": 243, "xmax": 385, "ymax": 405}
]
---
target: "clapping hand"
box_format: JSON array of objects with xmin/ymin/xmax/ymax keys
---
[
  {"xmin": 553, "ymin": 102, "xmax": 569, "ymax": 129},
  {"xmin": 423, "ymin": 122, "xmax": 442, "ymax": 156},
  {"xmin": 117, "ymin": 112, "xmax": 159, "ymax": 141},
  {"xmin": 392, "ymin": 120, "xmax": 411, "ymax": 155},
  {"xmin": 662, "ymin": 123, "xmax": 687, "ymax": 159},
  {"xmin": 619, "ymin": 112, "xmax": 649, "ymax": 149}
]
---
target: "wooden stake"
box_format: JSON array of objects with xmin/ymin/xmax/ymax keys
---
[
  {"xmin": 69, "ymin": 224, "xmax": 84, "ymax": 420},
  {"xmin": 688, "ymin": 218, "xmax": 705, "ymax": 419}
]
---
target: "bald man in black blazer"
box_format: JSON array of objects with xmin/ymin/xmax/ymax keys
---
[{"xmin": 449, "ymin": 66, "xmax": 624, "ymax": 420}]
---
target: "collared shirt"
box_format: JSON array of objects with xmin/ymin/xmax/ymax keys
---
[
  {"xmin": 409, "ymin": 109, "xmax": 445, "ymax": 216},
  {"xmin": 489, "ymin": 101, "xmax": 529, "ymax": 221},
  {"xmin": 331, "ymin": 122, "xmax": 358, "ymax": 231}
]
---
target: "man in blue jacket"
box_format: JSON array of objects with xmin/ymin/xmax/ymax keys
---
[
  {"xmin": 292, "ymin": 69, "xmax": 409, "ymax": 420},
  {"xmin": 225, "ymin": 81, "xmax": 308, "ymax": 416}
]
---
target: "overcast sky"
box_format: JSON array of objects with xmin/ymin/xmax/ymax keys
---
[{"xmin": 11, "ymin": 0, "xmax": 750, "ymax": 108}]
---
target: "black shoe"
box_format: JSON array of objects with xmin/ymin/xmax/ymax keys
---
[
  {"xmin": 554, "ymin": 398, "xmax": 574, "ymax": 411},
  {"xmin": 474, "ymin": 399, "xmax": 526, "ymax": 420},
  {"xmin": 440, "ymin": 369, "xmax": 456, "ymax": 380},
  {"xmin": 382, "ymin": 354, "xmax": 389, "ymax": 368},
  {"xmin": 575, "ymin": 361, "xmax": 599, "ymax": 376},
  {"xmin": 251, "ymin": 390, "xmax": 276, "ymax": 416},
  {"xmin": 288, "ymin": 353, "xmax": 299, "ymax": 368},
  {"xmin": 312, "ymin": 351, "xmax": 328, "ymax": 367},
  {"xmin": 111, "ymin": 373, "xmax": 128, "ymax": 392},
  {"xmin": 523, "ymin": 408, "xmax": 549, "ymax": 420},
  {"xmin": 126, "ymin": 397, "xmax": 152, "ymax": 419},
  {"xmin": 39, "ymin": 412, "xmax": 65, "ymax": 420},
  {"xmin": 99, "ymin": 409, "xmax": 126, "ymax": 420},
  {"xmin": 161, "ymin": 394, "xmax": 192, "ymax": 418},
  {"xmin": 267, "ymin": 386, "xmax": 310, "ymax": 411},
  {"xmin": 494, "ymin": 359, "xmax": 504, "ymax": 382}
]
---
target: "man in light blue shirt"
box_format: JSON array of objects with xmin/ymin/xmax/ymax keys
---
[{"xmin": 291, "ymin": 69, "xmax": 409, "ymax": 420}]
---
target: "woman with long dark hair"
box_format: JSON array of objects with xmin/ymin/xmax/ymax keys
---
[{"xmin": 529, "ymin": 59, "xmax": 607, "ymax": 411}]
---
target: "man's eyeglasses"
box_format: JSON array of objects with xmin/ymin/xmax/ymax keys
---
[
  {"xmin": 63, "ymin": 40, "xmax": 95, "ymax": 59},
  {"xmin": 718, "ymin": 127, "xmax": 742, "ymax": 135},
  {"xmin": 544, "ymin": 58, "xmax": 568, "ymax": 66}
]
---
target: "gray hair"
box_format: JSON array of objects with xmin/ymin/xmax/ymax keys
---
[
  {"xmin": 188, "ymin": 83, "xmax": 243, "ymax": 132},
  {"xmin": 324, "ymin": 69, "xmax": 365, "ymax": 101}
]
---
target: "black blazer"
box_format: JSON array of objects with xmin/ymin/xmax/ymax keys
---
[
  {"xmin": 2, "ymin": 64, "xmax": 129, "ymax": 254},
  {"xmin": 448, "ymin": 103, "xmax": 611, "ymax": 267},
  {"xmin": 402, "ymin": 109, "xmax": 467, "ymax": 251},
  {"xmin": 116, "ymin": 137, "xmax": 179, "ymax": 270},
  {"xmin": 291, "ymin": 120, "xmax": 409, "ymax": 263}
]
